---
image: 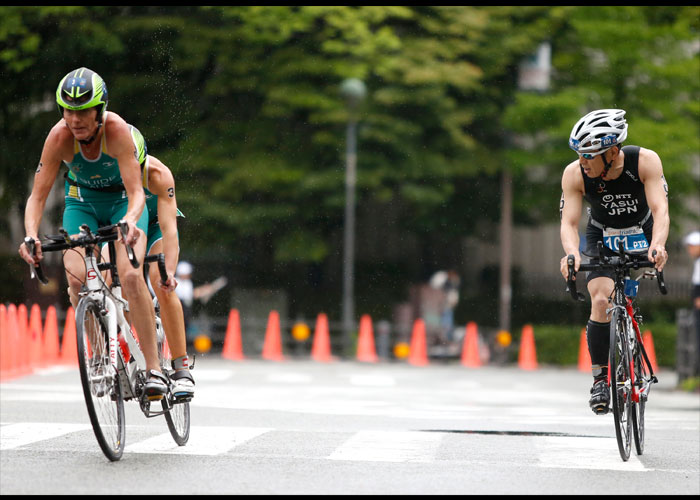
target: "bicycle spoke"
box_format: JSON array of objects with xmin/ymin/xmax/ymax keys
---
[{"xmin": 77, "ymin": 299, "xmax": 125, "ymax": 461}]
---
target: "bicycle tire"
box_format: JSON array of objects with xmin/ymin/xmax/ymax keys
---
[
  {"xmin": 631, "ymin": 337, "xmax": 648, "ymax": 455},
  {"xmin": 156, "ymin": 312, "xmax": 191, "ymax": 446},
  {"xmin": 610, "ymin": 308, "xmax": 632, "ymax": 461},
  {"xmin": 75, "ymin": 298, "xmax": 126, "ymax": 461}
]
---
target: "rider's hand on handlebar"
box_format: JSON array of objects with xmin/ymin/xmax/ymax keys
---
[
  {"xmin": 560, "ymin": 251, "xmax": 580, "ymax": 280},
  {"xmin": 648, "ymin": 244, "xmax": 667, "ymax": 272},
  {"xmin": 120, "ymin": 219, "xmax": 140, "ymax": 248},
  {"xmin": 158, "ymin": 273, "xmax": 178, "ymax": 293},
  {"xmin": 19, "ymin": 238, "xmax": 42, "ymax": 266}
]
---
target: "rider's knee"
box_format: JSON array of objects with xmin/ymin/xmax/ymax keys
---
[
  {"xmin": 120, "ymin": 267, "xmax": 145, "ymax": 292},
  {"xmin": 590, "ymin": 295, "xmax": 609, "ymax": 319}
]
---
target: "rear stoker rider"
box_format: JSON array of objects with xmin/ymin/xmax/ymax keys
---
[{"xmin": 559, "ymin": 109, "xmax": 669, "ymax": 414}]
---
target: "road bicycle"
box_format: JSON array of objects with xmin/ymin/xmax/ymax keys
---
[
  {"xmin": 24, "ymin": 222, "xmax": 190, "ymax": 461},
  {"xmin": 566, "ymin": 241, "xmax": 667, "ymax": 461}
]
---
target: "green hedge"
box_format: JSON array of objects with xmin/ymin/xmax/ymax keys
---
[{"xmin": 522, "ymin": 322, "xmax": 677, "ymax": 368}]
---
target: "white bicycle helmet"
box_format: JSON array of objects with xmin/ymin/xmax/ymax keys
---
[{"xmin": 568, "ymin": 109, "xmax": 628, "ymax": 156}]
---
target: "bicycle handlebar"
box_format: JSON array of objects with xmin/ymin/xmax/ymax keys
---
[
  {"xmin": 23, "ymin": 223, "xmax": 139, "ymax": 285},
  {"xmin": 566, "ymin": 241, "xmax": 667, "ymax": 301},
  {"xmin": 144, "ymin": 253, "xmax": 169, "ymax": 285}
]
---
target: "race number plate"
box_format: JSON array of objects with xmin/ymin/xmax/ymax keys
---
[{"xmin": 602, "ymin": 226, "xmax": 649, "ymax": 253}]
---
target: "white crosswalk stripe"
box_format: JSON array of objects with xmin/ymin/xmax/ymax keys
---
[
  {"xmin": 126, "ymin": 426, "xmax": 272, "ymax": 455},
  {"xmin": 328, "ymin": 430, "xmax": 445, "ymax": 463},
  {"xmin": 0, "ymin": 422, "xmax": 91, "ymax": 450},
  {"xmin": 535, "ymin": 436, "xmax": 646, "ymax": 471},
  {"xmin": 2, "ymin": 422, "xmax": 650, "ymax": 471}
]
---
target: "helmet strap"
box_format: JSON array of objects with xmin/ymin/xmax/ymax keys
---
[{"xmin": 599, "ymin": 146, "xmax": 619, "ymax": 180}]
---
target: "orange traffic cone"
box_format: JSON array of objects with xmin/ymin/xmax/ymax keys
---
[
  {"xmin": 642, "ymin": 330, "xmax": 659, "ymax": 373},
  {"xmin": 222, "ymin": 309, "xmax": 245, "ymax": 361},
  {"xmin": 42, "ymin": 306, "xmax": 60, "ymax": 366},
  {"xmin": 262, "ymin": 310, "xmax": 285, "ymax": 361},
  {"xmin": 518, "ymin": 324, "xmax": 538, "ymax": 370},
  {"xmin": 408, "ymin": 318, "xmax": 429, "ymax": 366},
  {"xmin": 60, "ymin": 307, "xmax": 78, "ymax": 365},
  {"xmin": 578, "ymin": 327, "xmax": 591, "ymax": 372},
  {"xmin": 356, "ymin": 314, "xmax": 378, "ymax": 363},
  {"xmin": 5, "ymin": 304, "xmax": 29, "ymax": 379},
  {"xmin": 461, "ymin": 321, "xmax": 481, "ymax": 367},
  {"xmin": 28, "ymin": 304, "xmax": 44, "ymax": 370},
  {"xmin": 311, "ymin": 313, "xmax": 335, "ymax": 362},
  {"xmin": 0, "ymin": 304, "xmax": 15, "ymax": 380},
  {"xmin": 17, "ymin": 304, "xmax": 30, "ymax": 374}
]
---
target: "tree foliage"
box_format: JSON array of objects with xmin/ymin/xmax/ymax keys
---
[{"xmin": 1, "ymin": 6, "xmax": 697, "ymax": 317}]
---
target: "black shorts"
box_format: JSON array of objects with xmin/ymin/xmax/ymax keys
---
[{"xmin": 584, "ymin": 216, "xmax": 654, "ymax": 283}]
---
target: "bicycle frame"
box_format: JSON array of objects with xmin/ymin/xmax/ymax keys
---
[
  {"xmin": 24, "ymin": 223, "xmax": 191, "ymax": 458},
  {"xmin": 566, "ymin": 241, "xmax": 665, "ymax": 460}
]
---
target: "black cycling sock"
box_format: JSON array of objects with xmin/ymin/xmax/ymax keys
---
[{"xmin": 586, "ymin": 320, "xmax": 610, "ymax": 379}]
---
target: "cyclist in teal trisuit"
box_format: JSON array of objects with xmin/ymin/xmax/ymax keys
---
[
  {"xmin": 140, "ymin": 154, "xmax": 195, "ymax": 398},
  {"xmin": 18, "ymin": 67, "xmax": 167, "ymax": 400},
  {"xmin": 559, "ymin": 109, "xmax": 669, "ymax": 414}
]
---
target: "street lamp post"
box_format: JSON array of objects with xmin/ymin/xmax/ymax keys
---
[
  {"xmin": 340, "ymin": 78, "xmax": 366, "ymax": 355},
  {"xmin": 499, "ymin": 42, "xmax": 551, "ymax": 334}
]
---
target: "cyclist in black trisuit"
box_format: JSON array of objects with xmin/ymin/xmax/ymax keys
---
[{"xmin": 559, "ymin": 109, "xmax": 669, "ymax": 414}]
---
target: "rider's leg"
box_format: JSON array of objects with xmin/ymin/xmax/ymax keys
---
[
  {"xmin": 587, "ymin": 275, "xmax": 614, "ymax": 376},
  {"xmin": 63, "ymin": 246, "xmax": 87, "ymax": 309},
  {"xmin": 148, "ymin": 239, "xmax": 194, "ymax": 397},
  {"xmin": 62, "ymin": 199, "xmax": 98, "ymax": 309},
  {"xmin": 586, "ymin": 275, "xmax": 614, "ymax": 413},
  {"xmin": 148, "ymin": 240, "xmax": 187, "ymax": 360},
  {"xmin": 114, "ymin": 230, "xmax": 159, "ymax": 374}
]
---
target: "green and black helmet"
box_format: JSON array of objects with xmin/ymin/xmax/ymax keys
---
[{"xmin": 55, "ymin": 67, "xmax": 108, "ymax": 123}]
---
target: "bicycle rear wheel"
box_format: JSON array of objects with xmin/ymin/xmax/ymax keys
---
[
  {"xmin": 631, "ymin": 337, "xmax": 649, "ymax": 455},
  {"xmin": 156, "ymin": 313, "xmax": 190, "ymax": 446},
  {"xmin": 75, "ymin": 298, "xmax": 125, "ymax": 461},
  {"xmin": 610, "ymin": 309, "xmax": 632, "ymax": 461}
]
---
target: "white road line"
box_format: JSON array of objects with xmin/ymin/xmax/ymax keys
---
[
  {"xmin": 0, "ymin": 422, "xmax": 90, "ymax": 450},
  {"xmin": 328, "ymin": 430, "xmax": 444, "ymax": 463},
  {"xmin": 125, "ymin": 426, "xmax": 272, "ymax": 455},
  {"xmin": 536, "ymin": 436, "xmax": 647, "ymax": 471},
  {"xmin": 267, "ymin": 373, "xmax": 313, "ymax": 384},
  {"xmin": 349, "ymin": 374, "xmax": 396, "ymax": 387},
  {"xmin": 190, "ymin": 369, "xmax": 234, "ymax": 382}
]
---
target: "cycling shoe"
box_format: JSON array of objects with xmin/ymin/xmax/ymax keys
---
[
  {"xmin": 171, "ymin": 369, "xmax": 195, "ymax": 400},
  {"xmin": 144, "ymin": 370, "xmax": 168, "ymax": 401},
  {"xmin": 589, "ymin": 378, "xmax": 610, "ymax": 415}
]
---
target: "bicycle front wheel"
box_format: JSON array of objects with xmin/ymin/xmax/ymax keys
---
[
  {"xmin": 631, "ymin": 337, "xmax": 649, "ymax": 455},
  {"xmin": 76, "ymin": 298, "xmax": 126, "ymax": 461},
  {"xmin": 610, "ymin": 308, "xmax": 632, "ymax": 461}
]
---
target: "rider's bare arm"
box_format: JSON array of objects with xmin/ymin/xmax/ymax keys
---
[
  {"xmin": 559, "ymin": 161, "xmax": 584, "ymax": 278},
  {"xmin": 19, "ymin": 123, "xmax": 71, "ymax": 264},
  {"xmin": 105, "ymin": 115, "xmax": 146, "ymax": 246},
  {"xmin": 638, "ymin": 147, "xmax": 669, "ymax": 270},
  {"xmin": 148, "ymin": 155, "xmax": 180, "ymax": 286}
]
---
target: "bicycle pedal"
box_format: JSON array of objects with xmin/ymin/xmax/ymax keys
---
[{"xmin": 592, "ymin": 404, "xmax": 609, "ymax": 415}]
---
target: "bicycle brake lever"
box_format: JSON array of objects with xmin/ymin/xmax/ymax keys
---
[
  {"xmin": 565, "ymin": 254, "xmax": 585, "ymax": 302},
  {"xmin": 651, "ymin": 250, "xmax": 668, "ymax": 295},
  {"xmin": 23, "ymin": 237, "xmax": 48, "ymax": 285},
  {"xmin": 118, "ymin": 220, "xmax": 140, "ymax": 269}
]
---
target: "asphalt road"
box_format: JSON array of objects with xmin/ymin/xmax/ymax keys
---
[{"xmin": 1, "ymin": 357, "xmax": 698, "ymax": 495}]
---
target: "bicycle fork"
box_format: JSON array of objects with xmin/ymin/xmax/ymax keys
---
[{"xmin": 625, "ymin": 298, "xmax": 657, "ymax": 403}]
